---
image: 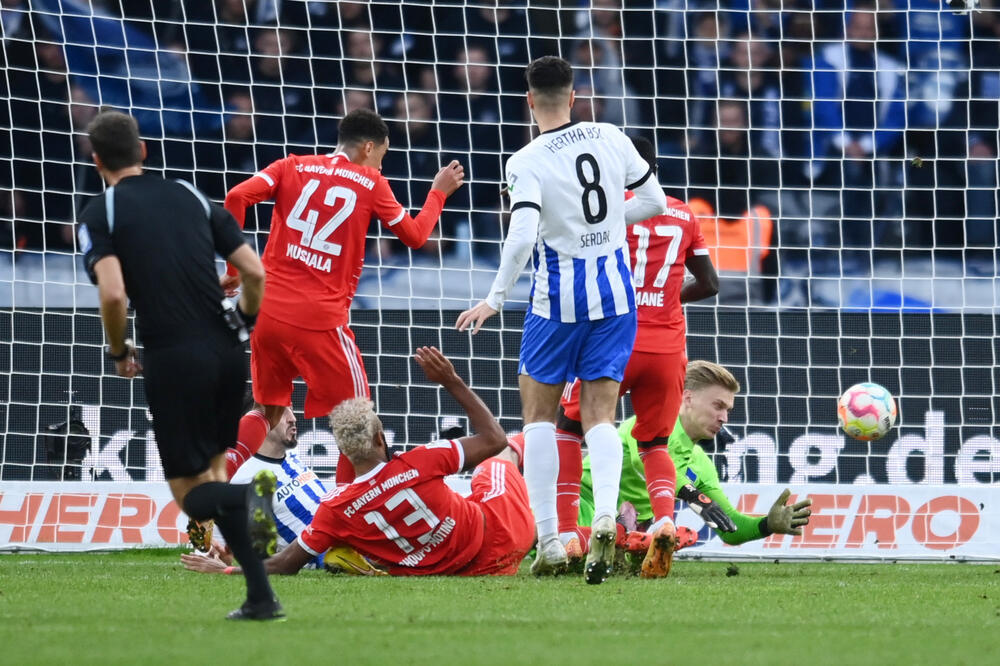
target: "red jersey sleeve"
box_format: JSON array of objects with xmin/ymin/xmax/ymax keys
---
[
  {"xmin": 371, "ymin": 175, "xmax": 446, "ymax": 249},
  {"xmin": 222, "ymin": 158, "xmax": 287, "ymax": 275},
  {"xmin": 225, "ymin": 410, "xmax": 270, "ymax": 479},
  {"xmin": 399, "ymin": 440, "xmax": 464, "ymax": 477},
  {"xmin": 685, "ymin": 203, "xmax": 709, "ymax": 258}
]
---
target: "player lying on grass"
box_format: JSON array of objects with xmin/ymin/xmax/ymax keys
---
[
  {"xmin": 189, "ymin": 347, "xmax": 535, "ymax": 577},
  {"xmin": 570, "ymin": 361, "xmax": 812, "ymax": 553},
  {"xmin": 182, "ymin": 406, "xmax": 382, "ymax": 576}
]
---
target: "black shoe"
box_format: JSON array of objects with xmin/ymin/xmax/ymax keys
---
[
  {"xmin": 247, "ymin": 470, "xmax": 278, "ymax": 558},
  {"xmin": 226, "ymin": 598, "xmax": 286, "ymax": 621}
]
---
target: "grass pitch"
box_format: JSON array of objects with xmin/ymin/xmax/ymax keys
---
[{"xmin": 1, "ymin": 550, "xmax": 997, "ymax": 666}]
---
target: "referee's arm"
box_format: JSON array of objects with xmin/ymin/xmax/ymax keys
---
[
  {"xmin": 209, "ymin": 202, "xmax": 265, "ymax": 320},
  {"xmin": 93, "ymin": 256, "xmax": 135, "ymax": 373}
]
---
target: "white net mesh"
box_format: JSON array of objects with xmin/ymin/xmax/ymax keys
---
[{"xmin": 1, "ymin": 1, "xmax": 998, "ymax": 493}]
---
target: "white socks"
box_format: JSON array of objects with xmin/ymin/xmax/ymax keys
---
[
  {"xmin": 586, "ymin": 422, "xmax": 623, "ymax": 523},
  {"xmin": 523, "ymin": 421, "xmax": 559, "ymax": 541}
]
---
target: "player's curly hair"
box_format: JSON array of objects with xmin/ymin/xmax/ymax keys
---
[
  {"xmin": 685, "ymin": 360, "xmax": 741, "ymax": 394},
  {"xmin": 331, "ymin": 398, "xmax": 382, "ymax": 462}
]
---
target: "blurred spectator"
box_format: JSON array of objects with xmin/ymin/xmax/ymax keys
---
[
  {"xmin": 250, "ymin": 26, "xmax": 315, "ymax": 149},
  {"xmin": 571, "ymin": 0, "xmax": 641, "ymax": 127},
  {"xmin": 691, "ymin": 196, "xmax": 774, "ymax": 305},
  {"xmin": 341, "ymin": 30, "xmax": 403, "ymax": 116},
  {"xmin": 690, "ymin": 100, "xmax": 778, "ymax": 220},
  {"xmin": 572, "ymin": 84, "xmax": 607, "ymax": 123},
  {"xmin": 687, "ymin": 12, "xmax": 730, "ymax": 148},
  {"xmin": 719, "ymin": 33, "xmax": 781, "ymax": 161},
  {"xmin": 809, "ymin": 2, "xmax": 905, "ymax": 256}
]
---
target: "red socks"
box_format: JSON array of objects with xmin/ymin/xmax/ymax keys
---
[
  {"xmin": 555, "ymin": 429, "xmax": 583, "ymax": 536},
  {"xmin": 638, "ymin": 444, "xmax": 677, "ymax": 523}
]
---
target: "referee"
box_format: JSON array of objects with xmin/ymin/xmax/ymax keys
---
[{"xmin": 77, "ymin": 109, "xmax": 282, "ymax": 621}]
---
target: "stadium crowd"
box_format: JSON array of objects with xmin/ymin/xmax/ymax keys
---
[{"xmin": 2, "ymin": 0, "xmax": 998, "ymax": 304}]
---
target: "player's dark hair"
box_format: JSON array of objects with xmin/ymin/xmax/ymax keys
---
[
  {"xmin": 338, "ymin": 108, "xmax": 389, "ymax": 146},
  {"xmin": 630, "ymin": 136, "xmax": 658, "ymax": 173},
  {"xmin": 525, "ymin": 56, "xmax": 573, "ymax": 96},
  {"xmin": 87, "ymin": 109, "xmax": 143, "ymax": 171}
]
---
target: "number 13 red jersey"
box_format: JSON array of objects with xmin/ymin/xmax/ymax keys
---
[
  {"xmin": 225, "ymin": 152, "xmax": 446, "ymax": 330},
  {"xmin": 628, "ymin": 195, "xmax": 708, "ymax": 354},
  {"xmin": 297, "ymin": 441, "xmax": 485, "ymax": 575}
]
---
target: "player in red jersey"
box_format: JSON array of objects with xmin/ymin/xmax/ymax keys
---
[
  {"xmin": 555, "ymin": 137, "xmax": 721, "ymax": 578},
  {"xmin": 223, "ymin": 109, "xmax": 465, "ymax": 484},
  {"xmin": 252, "ymin": 346, "xmax": 535, "ymax": 577}
]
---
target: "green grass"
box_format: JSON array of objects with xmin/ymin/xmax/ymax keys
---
[{"xmin": 1, "ymin": 550, "xmax": 998, "ymax": 666}]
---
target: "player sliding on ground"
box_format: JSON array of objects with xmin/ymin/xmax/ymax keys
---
[
  {"xmin": 215, "ymin": 347, "xmax": 535, "ymax": 577},
  {"xmin": 457, "ymin": 56, "xmax": 668, "ymax": 584},
  {"xmin": 555, "ymin": 136, "xmax": 726, "ymax": 579},
  {"xmin": 224, "ymin": 109, "xmax": 464, "ymax": 485},
  {"xmin": 571, "ymin": 361, "xmax": 813, "ymax": 553}
]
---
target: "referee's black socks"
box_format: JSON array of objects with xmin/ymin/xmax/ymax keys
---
[{"xmin": 183, "ymin": 482, "xmax": 275, "ymax": 604}]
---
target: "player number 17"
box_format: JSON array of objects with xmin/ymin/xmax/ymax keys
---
[
  {"xmin": 631, "ymin": 224, "xmax": 682, "ymax": 288},
  {"xmin": 287, "ymin": 178, "xmax": 358, "ymax": 256}
]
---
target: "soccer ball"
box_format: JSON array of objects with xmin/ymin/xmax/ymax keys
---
[{"xmin": 837, "ymin": 382, "xmax": 897, "ymax": 441}]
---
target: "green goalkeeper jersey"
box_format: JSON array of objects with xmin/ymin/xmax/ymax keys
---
[{"xmin": 578, "ymin": 416, "xmax": 767, "ymax": 545}]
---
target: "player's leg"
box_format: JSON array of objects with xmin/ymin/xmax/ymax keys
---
[
  {"xmin": 576, "ymin": 312, "xmax": 636, "ymax": 584},
  {"xmin": 249, "ymin": 313, "xmax": 299, "ymax": 431},
  {"xmin": 517, "ymin": 312, "xmax": 582, "ymax": 575},
  {"xmin": 626, "ymin": 351, "xmax": 685, "ymax": 577},
  {"xmin": 520, "ymin": 373, "xmax": 567, "ymax": 574},
  {"xmin": 461, "ymin": 451, "xmax": 536, "ymax": 576},
  {"xmin": 146, "ymin": 341, "xmax": 280, "ymax": 620},
  {"xmin": 296, "ymin": 324, "xmax": 371, "ymax": 485},
  {"xmin": 555, "ymin": 384, "xmax": 586, "ymax": 558}
]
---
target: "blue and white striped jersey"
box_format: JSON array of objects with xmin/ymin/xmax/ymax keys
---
[
  {"xmin": 504, "ymin": 121, "xmax": 652, "ymax": 322},
  {"xmin": 230, "ymin": 452, "xmax": 327, "ymax": 550}
]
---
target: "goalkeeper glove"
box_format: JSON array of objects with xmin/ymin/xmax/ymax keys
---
[
  {"xmin": 763, "ymin": 488, "xmax": 812, "ymax": 536},
  {"xmin": 948, "ymin": 0, "xmax": 980, "ymax": 15},
  {"xmin": 677, "ymin": 483, "xmax": 737, "ymax": 533}
]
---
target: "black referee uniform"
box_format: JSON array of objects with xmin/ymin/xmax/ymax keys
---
[{"xmin": 78, "ymin": 174, "xmax": 247, "ymax": 479}]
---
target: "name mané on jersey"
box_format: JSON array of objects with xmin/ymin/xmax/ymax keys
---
[{"xmin": 505, "ymin": 121, "xmax": 650, "ymax": 323}]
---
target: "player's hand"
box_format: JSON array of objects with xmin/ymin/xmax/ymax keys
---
[
  {"xmin": 455, "ymin": 300, "xmax": 498, "ymax": 335},
  {"xmin": 414, "ymin": 346, "xmax": 462, "ymax": 387},
  {"xmin": 114, "ymin": 339, "xmax": 142, "ymax": 378},
  {"xmin": 766, "ymin": 488, "xmax": 812, "ymax": 536},
  {"xmin": 220, "ymin": 272, "xmax": 241, "ymax": 297},
  {"xmin": 207, "ymin": 540, "xmax": 234, "ymax": 565},
  {"xmin": 180, "ymin": 551, "xmax": 228, "ymax": 574},
  {"xmin": 432, "ymin": 160, "xmax": 465, "ymax": 197},
  {"xmin": 677, "ymin": 483, "xmax": 737, "ymax": 533}
]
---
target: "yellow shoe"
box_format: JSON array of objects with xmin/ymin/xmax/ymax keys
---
[
  {"xmin": 640, "ymin": 519, "xmax": 677, "ymax": 579},
  {"xmin": 186, "ymin": 519, "xmax": 213, "ymax": 553},
  {"xmin": 323, "ymin": 546, "xmax": 387, "ymax": 576}
]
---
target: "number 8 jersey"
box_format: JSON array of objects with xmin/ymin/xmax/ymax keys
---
[
  {"xmin": 503, "ymin": 121, "xmax": 652, "ymax": 323},
  {"xmin": 225, "ymin": 151, "xmax": 446, "ymax": 330}
]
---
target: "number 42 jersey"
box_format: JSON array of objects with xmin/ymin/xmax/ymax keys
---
[
  {"xmin": 504, "ymin": 121, "xmax": 652, "ymax": 323},
  {"xmin": 225, "ymin": 152, "xmax": 446, "ymax": 330}
]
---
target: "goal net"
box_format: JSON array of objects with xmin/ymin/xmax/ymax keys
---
[{"xmin": 1, "ymin": 0, "xmax": 997, "ymax": 558}]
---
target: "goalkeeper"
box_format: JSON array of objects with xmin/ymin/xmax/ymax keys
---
[{"xmin": 576, "ymin": 361, "xmax": 812, "ymax": 547}]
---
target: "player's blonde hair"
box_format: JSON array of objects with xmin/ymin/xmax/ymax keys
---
[
  {"xmin": 330, "ymin": 398, "xmax": 382, "ymax": 462},
  {"xmin": 685, "ymin": 360, "xmax": 741, "ymax": 394}
]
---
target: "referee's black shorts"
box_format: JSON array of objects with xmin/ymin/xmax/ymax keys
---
[{"xmin": 142, "ymin": 329, "xmax": 245, "ymax": 479}]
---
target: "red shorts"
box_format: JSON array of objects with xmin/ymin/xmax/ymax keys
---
[
  {"xmin": 250, "ymin": 312, "xmax": 370, "ymax": 419},
  {"xmin": 460, "ymin": 459, "xmax": 535, "ymax": 576},
  {"xmin": 561, "ymin": 350, "xmax": 686, "ymax": 443}
]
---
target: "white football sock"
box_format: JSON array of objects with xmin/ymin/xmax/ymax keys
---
[
  {"xmin": 586, "ymin": 422, "xmax": 624, "ymax": 522},
  {"xmin": 523, "ymin": 421, "xmax": 558, "ymax": 541}
]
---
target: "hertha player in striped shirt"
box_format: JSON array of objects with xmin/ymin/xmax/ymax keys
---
[{"xmin": 457, "ymin": 56, "xmax": 668, "ymax": 584}]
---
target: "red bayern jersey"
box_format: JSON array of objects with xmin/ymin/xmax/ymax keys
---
[
  {"xmin": 297, "ymin": 440, "xmax": 485, "ymax": 575},
  {"xmin": 628, "ymin": 195, "xmax": 708, "ymax": 354},
  {"xmin": 224, "ymin": 152, "xmax": 445, "ymax": 330}
]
